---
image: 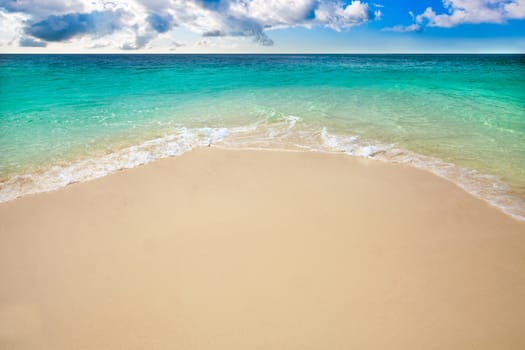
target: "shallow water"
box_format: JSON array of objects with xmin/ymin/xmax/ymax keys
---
[{"xmin": 1, "ymin": 54, "xmax": 524, "ymax": 219}]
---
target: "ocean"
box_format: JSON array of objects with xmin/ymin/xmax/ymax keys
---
[{"xmin": 1, "ymin": 54, "xmax": 524, "ymax": 220}]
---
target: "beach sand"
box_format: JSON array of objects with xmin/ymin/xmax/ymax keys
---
[{"xmin": 1, "ymin": 148, "xmax": 524, "ymax": 349}]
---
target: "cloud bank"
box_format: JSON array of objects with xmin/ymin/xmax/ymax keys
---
[{"xmin": 0, "ymin": 0, "xmax": 382, "ymax": 50}]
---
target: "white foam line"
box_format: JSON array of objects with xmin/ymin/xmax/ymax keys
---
[{"xmin": 1, "ymin": 118, "xmax": 524, "ymax": 223}]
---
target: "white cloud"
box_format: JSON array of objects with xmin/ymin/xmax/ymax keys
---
[
  {"xmin": 387, "ymin": 0, "xmax": 525, "ymax": 32},
  {"xmin": 503, "ymin": 0, "xmax": 525, "ymax": 18},
  {"xmin": 229, "ymin": 0, "xmax": 315, "ymax": 27},
  {"xmin": 315, "ymin": 0, "xmax": 378, "ymax": 30},
  {"xmin": 0, "ymin": 10, "xmax": 28, "ymax": 46},
  {"xmin": 383, "ymin": 23, "xmax": 421, "ymax": 32},
  {"xmin": 0, "ymin": 0, "xmax": 381, "ymax": 51}
]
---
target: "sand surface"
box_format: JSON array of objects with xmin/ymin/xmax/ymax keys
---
[{"xmin": 1, "ymin": 148, "xmax": 525, "ymax": 349}]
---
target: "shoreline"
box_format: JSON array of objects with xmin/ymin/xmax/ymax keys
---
[
  {"xmin": 1, "ymin": 148, "xmax": 525, "ymax": 349},
  {"xmin": 1, "ymin": 125, "xmax": 524, "ymax": 223}
]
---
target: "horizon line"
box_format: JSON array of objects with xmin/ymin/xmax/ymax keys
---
[{"xmin": 1, "ymin": 52, "xmax": 524, "ymax": 55}]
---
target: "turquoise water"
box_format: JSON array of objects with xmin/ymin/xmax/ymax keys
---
[{"xmin": 1, "ymin": 54, "xmax": 524, "ymax": 219}]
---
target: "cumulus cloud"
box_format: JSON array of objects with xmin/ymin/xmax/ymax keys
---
[
  {"xmin": 0, "ymin": 0, "xmax": 86, "ymax": 18},
  {"xmin": 0, "ymin": 9, "xmax": 28, "ymax": 46},
  {"xmin": 388, "ymin": 0, "xmax": 525, "ymax": 32},
  {"xmin": 202, "ymin": 14, "xmax": 275, "ymax": 46},
  {"xmin": 0, "ymin": 0, "xmax": 382, "ymax": 50},
  {"xmin": 182, "ymin": 0, "xmax": 381, "ymax": 45},
  {"xmin": 315, "ymin": 0, "xmax": 380, "ymax": 30},
  {"xmin": 26, "ymin": 10, "xmax": 126, "ymax": 41}
]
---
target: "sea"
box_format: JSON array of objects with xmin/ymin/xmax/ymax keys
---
[{"xmin": 1, "ymin": 54, "xmax": 524, "ymax": 220}]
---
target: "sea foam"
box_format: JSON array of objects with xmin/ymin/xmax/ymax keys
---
[{"xmin": 1, "ymin": 116, "xmax": 524, "ymax": 222}]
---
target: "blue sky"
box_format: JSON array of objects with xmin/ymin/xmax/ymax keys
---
[{"xmin": 1, "ymin": 0, "xmax": 524, "ymax": 53}]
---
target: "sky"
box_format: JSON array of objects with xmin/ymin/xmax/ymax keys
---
[{"xmin": 1, "ymin": 0, "xmax": 524, "ymax": 53}]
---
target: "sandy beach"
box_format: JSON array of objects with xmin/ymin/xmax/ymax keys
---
[{"xmin": 1, "ymin": 147, "xmax": 524, "ymax": 349}]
